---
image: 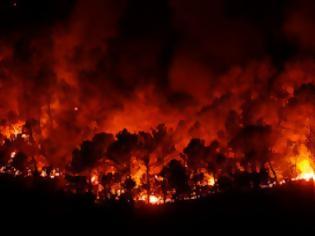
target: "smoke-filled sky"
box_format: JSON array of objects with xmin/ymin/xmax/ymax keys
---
[{"xmin": 2, "ymin": 0, "xmax": 315, "ymax": 164}]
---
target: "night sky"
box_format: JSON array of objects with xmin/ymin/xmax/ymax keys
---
[{"xmin": 1, "ymin": 0, "xmax": 312, "ymax": 68}]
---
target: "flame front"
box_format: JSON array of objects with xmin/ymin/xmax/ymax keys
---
[
  {"xmin": 296, "ymin": 159, "xmax": 315, "ymax": 181},
  {"xmin": 289, "ymin": 145, "xmax": 315, "ymax": 182},
  {"xmin": 3, "ymin": 0, "xmax": 315, "ymax": 205}
]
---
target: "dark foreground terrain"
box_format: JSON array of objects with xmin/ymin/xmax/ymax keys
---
[{"xmin": 0, "ymin": 176, "xmax": 314, "ymax": 234}]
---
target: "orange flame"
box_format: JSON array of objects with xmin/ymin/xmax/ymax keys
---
[
  {"xmin": 0, "ymin": 121, "xmax": 24, "ymax": 139},
  {"xmin": 296, "ymin": 159, "xmax": 315, "ymax": 181},
  {"xmin": 149, "ymin": 195, "xmax": 160, "ymax": 205},
  {"xmin": 292, "ymin": 145, "xmax": 315, "ymax": 181}
]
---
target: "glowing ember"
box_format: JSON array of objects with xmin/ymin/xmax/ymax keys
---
[
  {"xmin": 137, "ymin": 193, "xmax": 163, "ymax": 205},
  {"xmin": 40, "ymin": 170, "xmax": 48, "ymax": 178},
  {"xmin": 10, "ymin": 151, "xmax": 16, "ymax": 159},
  {"xmin": 91, "ymin": 174, "xmax": 99, "ymax": 185},
  {"xmin": 50, "ymin": 169, "xmax": 61, "ymax": 179}
]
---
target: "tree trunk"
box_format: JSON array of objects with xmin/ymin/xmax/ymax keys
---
[
  {"xmin": 268, "ymin": 160, "xmax": 278, "ymax": 185},
  {"xmin": 29, "ymin": 127, "xmax": 38, "ymax": 176},
  {"xmin": 145, "ymin": 156, "xmax": 150, "ymax": 204},
  {"xmin": 162, "ymin": 179, "xmax": 167, "ymax": 204},
  {"xmin": 213, "ymin": 172, "xmax": 217, "ymax": 190}
]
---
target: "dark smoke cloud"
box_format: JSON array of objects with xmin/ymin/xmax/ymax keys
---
[
  {"xmin": 284, "ymin": 0, "xmax": 315, "ymax": 53},
  {"xmin": 1, "ymin": 0, "xmax": 315, "ymax": 167}
]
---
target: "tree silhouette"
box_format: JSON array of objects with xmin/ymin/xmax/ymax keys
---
[
  {"xmin": 230, "ymin": 125, "xmax": 276, "ymax": 186},
  {"xmin": 184, "ymin": 139, "xmax": 225, "ymax": 186},
  {"xmin": 101, "ymin": 172, "xmax": 120, "ymax": 199},
  {"xmin": 121, "ymin": 176, "xmax": 136, "ymax": 204},
  {"xmin": 184, "ymin": 138, "xmax": 208, "ymax": 170},
  {"xmin": 152, "ymin": 124, "xmax": 176, "ymax": 164},
  {"xmin": 0, "ymin": 139, "xmax": 12, "ymax": 166},
  {"xmin": 11, "ymin": 151, "xmax": 28, "ymax": 174},
  {"xmin": 107, "ymin": 129, "xmax": 138, "ymax": 173},
  {"xmin": 136, "ymin": 131, "xmax": 155, "ymax": 203},
  {"xmin": 71, "ymin": 132, "xmax": 114, "ymax": 173},
  {"xmin": 161, "ymin": 160, "xmax": 189, "ymax": 200}
]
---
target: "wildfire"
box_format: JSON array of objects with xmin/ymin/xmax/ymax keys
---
[
  {"xmin": 90, "ymin": 174, "xmax": 99, "ymax": 185},
  {"xmin": 10, "ymin": 151, "xmax": 16, "ymax": 159},
  {"xmin": 137, "ymin": 193, "xmax": 164, "ymax": 205},
  {"xmin": 1, "ymin": 118, "xmax": 315, "ymax": 205},
  {"xmin": 0, "ymin": 121, "xmax": 25, "ymax": 139},
  {"xmin": 292, "ymin": 145, "xmax": 315, "ymax": 181},
  {"xmin": 50, "ymin": 168, "xmax": 62, "ymax": 179},
  {"xmin": 296, "ymin": 159, "xmax": 315, "ymax": 181},
  {"xmin": 149, "ymin": 195, "xmax": 160, "ymax": 205},
  {"xmin": 203, "ymin": 171, "xmax": 215, "ymax": 187}
]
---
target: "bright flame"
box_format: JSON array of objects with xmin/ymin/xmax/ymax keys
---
[
  {"xmin": 0, "ymin": 121, "xmax": 24, "ymax": 139},
  {"xmin": 205, "ymin": 173, "xmax": 215, "ymax": 186},
  {"xmin": 10, "ymin": 151, "xmax": 16, "ymax": 159},
  {"xmin": 91, "ymin": 174, "xmax": 99, "ymax": 185},
  {"xmin": 199, "ymin": 169, "xmax": 215, "ymax": 187},
  {"xmin": 296, "ymin": 159, "xmax": 315, "ymax": 181},
  {"xmin": 149, "ymin": 195, "xmax": 160, "ymax": 205},
  {"xmin": 292, "ymin": 145, "xmax": 315, "ymax": 181},
  {"xmin": 40, "ymin": 170, "xmax": 48, "ymax": 177},
  {"xmin": 50, "ymin": 169, "xmax": 61, "ymax": 179},
  {"xmin": 137, "ymin": 193, "xmax": 163, "ymax": 205}
]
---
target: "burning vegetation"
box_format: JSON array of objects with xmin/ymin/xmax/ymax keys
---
[
  {"xmin": 1, "ymin": 0, "xmax": 315, "ymax": 205},
  {"xmin": 0, "ymin": 117, "xmax": 315, "ymax": 205}
]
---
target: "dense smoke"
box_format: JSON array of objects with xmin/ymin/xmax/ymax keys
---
[{"xmin": 1, "ymin": 0, "xmax": 315, "ymax": 186}]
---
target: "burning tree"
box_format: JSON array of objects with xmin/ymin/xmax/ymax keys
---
[
  {"xmin": 71, "ymin": 132, "xmax": 114, "ymax": 173},
  {"xmin": 161, "ymin": 159, "xmax": 190, "ymax": 200},
  {"xmin": 230, "ymin": 125, "xmax": 277, "ymax": 188}
]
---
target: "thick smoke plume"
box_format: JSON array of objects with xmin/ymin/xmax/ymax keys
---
[{"xmin": 1, "ymin": 0, "xmax": 315, "ymax": 198}]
